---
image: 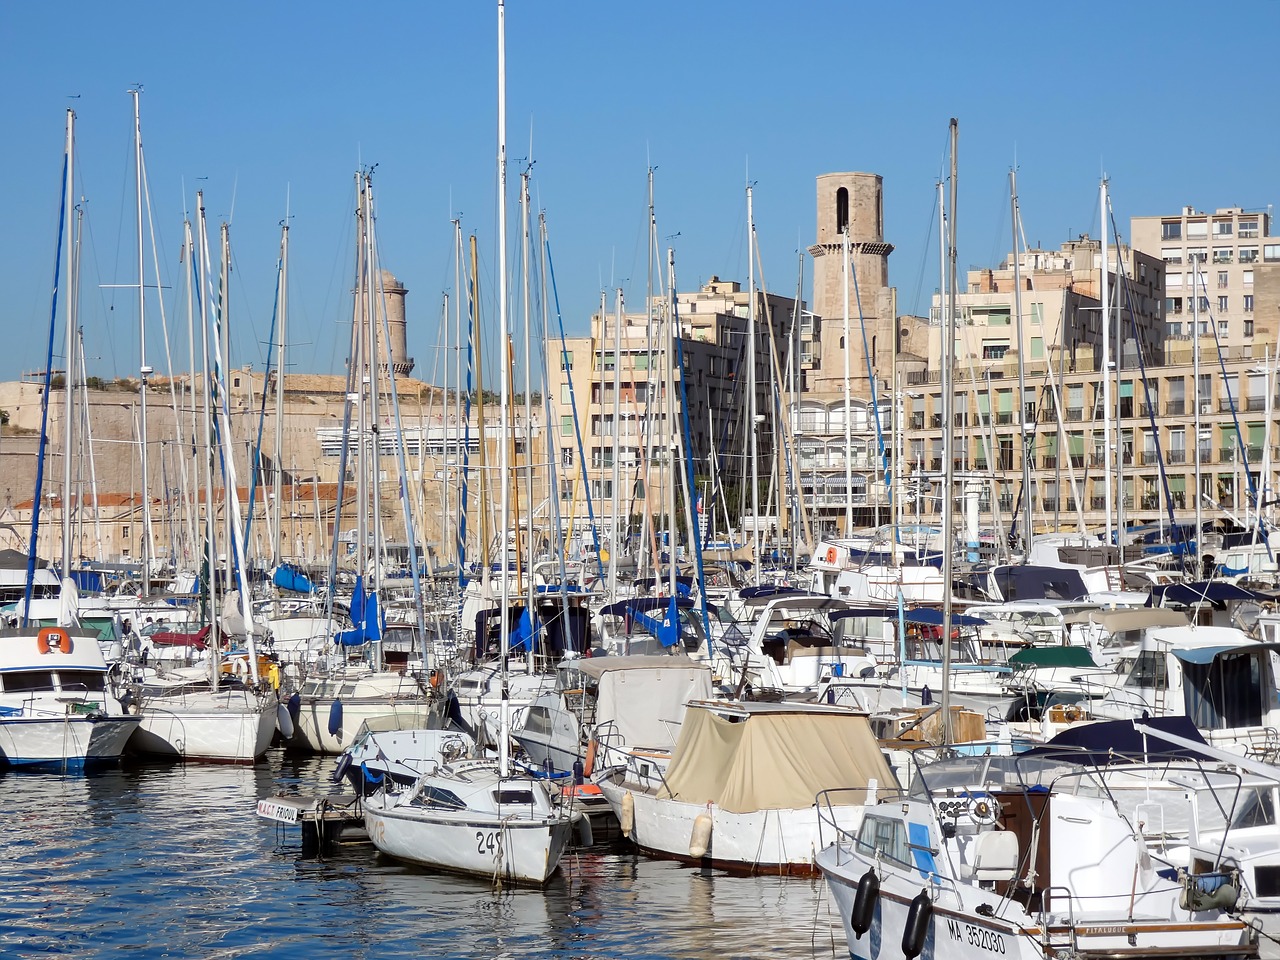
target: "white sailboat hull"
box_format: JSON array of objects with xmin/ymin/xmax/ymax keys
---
[
  {"xmin": 292, "ymin": 699, "xmax": 438, "ymax": 754},
  {"xmin": 364, "ymin": 792, "xmax": 574, "ymax": 885},
  {"xmin": 130, "ymin": 692, "xmax": 276, "ymax": 762}
]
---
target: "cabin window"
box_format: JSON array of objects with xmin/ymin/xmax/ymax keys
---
[
  {"xmin": 523, "ymin": 706, "xmax": 554, "ymax": 738},
  {"xmin": 1231, "ymin": 788, "xmax": 1276, "ymax": 830},
  {"xmin": 415, "ymin": 786, "xmax": 465, "ymax": 809},
  {"xmin": 2, "ymin": 671, "xmax": 55, "ymax": 692},
  {"xmin": 856, "ymin": 814, "xmax": 910, "ymax": 867},
  {"xmin": 494, "ymin": 790, "xmax": 535, "ymax": 806},
  {"xmin": 56, "ymin": 671, "xmax": 106, "ymax": 694},
  {"xmin": 1123, "ymin": 651, "xmax": 1168, "ymax": 690}
]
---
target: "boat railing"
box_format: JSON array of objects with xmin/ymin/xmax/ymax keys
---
[
  {"xmin": 815, "ymin": 785, "xmax": 907, "ymax": 856},
  {"xmin": 1038, "ymin": 885, "xmax": 1079, "ymax": 951}
]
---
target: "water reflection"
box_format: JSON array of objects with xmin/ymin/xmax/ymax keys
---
[{"xmin": 0, "ymin": 752, "xmax": 836, "ymax": 959}]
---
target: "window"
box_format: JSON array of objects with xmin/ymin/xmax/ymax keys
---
[
  {"xmin": 560, "ymin": 384, "xmax": 572, "ymax": 403},
  {"xmin": 1186, "ymin": 220, "xmax": 1208, "ymax": 239},
  {"xmin": 1213, "ymin": 248, "xmax": 1233, "ymax": 264},
  {"xmin": 1167, "ymin": 321, "xmax": 1182, "ymax": 336},
  {"xmin": 1241, "ymin": 220, "xmax": 1260, "ymax": 239},
  {"xmin": 1198, "ymin": 297, "xmax": 1210, "ymax": 312},
  {"xmin": 1030, "ymin": 303, "xmax": 1043, "ymax": 325},
  {"xmin": 1244, "ymin": 269, "xmax": 1254, "ymax": 286},
  {"xmin": 561, "ymin": 447, "xmax": 573, "ymax": 468},
  {"xmin": 1220, "ymin": 320, "xmax": 1229, "ymax": 335},
  {"xmin": 1161, "ymin": 247, "xmax": 1183, "ymax": 264},
  {"xmin": 1240, "ymin": 248, "xmax": 1259, "ymax": 264},
  {"xmin": 1219, "ymin": 296, "xmax": 1229, "ymax": 312},
  {"xmin": 560, "ymin": 415, "xmax": 574, "ymax": 435},
  {"xmin": 1245, "ymin": 295, "xmax": 1255, "ymax": 312},
  {"xmin": 1031, "ymin": 337, "xmax": 1044, "ymax": 360},
  {"xmin": 560, "ymin": 350, "xmax": 573, "ymax": 371},
  {"xmin": 1188, "ymin": 247, "xmax": 1208, "ymax": 263},
  {"xmin": 1215, "ymin": 220, "xmax": 1234, "ymax": 237},
  {"xmin": 1166, "ymin": 298, "xmax": 1183, "ymax": 315},
  {"xmin": 1264, "ymin": 245, "xmax": 1280, "ymax": 262},
  {"xmin": 1217, "ymin": 271, "xmax": 1229, "ymax": 288},
  {"xmin": 1166, "ymin": 273, "xmax": 1183, "ymax": 288},
  {"xmin": 121, "ymin": 525, "xmax": 130, "ymax": 539},
  {"xmin": 982, "ymin": 342, "xmax": 1009, "ymax": 359},
  {"xmin": 1161, "ymin": 221, "xmax": 1183, "ymax": 240}
]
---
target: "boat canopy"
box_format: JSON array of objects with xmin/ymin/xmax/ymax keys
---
[
  {"xmin": 586, "ymin": 658, "xmax": 712, "ymax": 750},
  {"xmin": 658, "ymin": 705, "xmax": 895, "ymax": 813},
  {"xmin": 1148, "ymin": 581, "xmax": 1271, "ymax": 607},
  {"xmin": 1088, "ymin": 608, "xmax": 1190, "ymax": 633},
  {"xmin": 1007, "ymin": 645, "xmax": 1097, "ymax": 668},
  {"xmin": 904, "ymin": 608, "xmax": 986, "ymax": 627}
]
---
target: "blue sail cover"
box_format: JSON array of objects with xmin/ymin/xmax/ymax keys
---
[
  {"xmin": 272, "ymin": 564, "xmax": 314, "ymax": 594},
  {"xmin": 509, "ymin": 606, "xmax": 538, "ymax": 654},
  {"xmin": 336, "ymin": 576, "xmax": 369, "ymax": 647}
]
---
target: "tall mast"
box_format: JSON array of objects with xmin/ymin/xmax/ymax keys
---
[
  {"xmin": 1009, "ymin": 170, "xmax": 1032, "ymax": 559},
  {"xmin": 746, "ymin": 185, "xmax": 761, "ymax": 583},
  {"xmin": 61, "ymin": 108, "xmax": 76, "ymax": 576},
  {"xmin": 940, "ymin": 118, "xmax": 959, "ymax": 745},
  {"xmin": 1100, "ymin": 178, "xmax": 1113, "ymax": 548},
  {"xmin": 496, "ymin": 0, "xmax": 511, "ymax": 780},
  {"xmin": 609, "ymin": 288, "xmax": 623, "ymax": 597},
  {"xmin": 195, "ymin": 196, "xmax": 222, "ymax": 677},
  {"xmin": 841, "ymin": 227, "xmax": 854, "ymax": 537},
  {"xmin": 272, "ymin": 218, "xmax": 288, "ymax": 565},
  {"xmin": 1193, "ymin": 255, "xmax": 1203, "ymax": 556},
  {"xmin": 131, "ymin": 88, "xmax": 154, "ymax": 596},
  {"xmin": 520, "ymin": 170, "xmax": 537, "ymax": 627}
]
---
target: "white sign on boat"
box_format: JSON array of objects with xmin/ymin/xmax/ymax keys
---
[{"xmin": 256, "ymin": 798, "xmax": 302, "ymax": 824}]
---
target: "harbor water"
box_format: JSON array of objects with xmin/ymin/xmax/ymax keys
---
[{"xmin": 0, "ymin": 752, "xmax": 841, "ymax": 959}]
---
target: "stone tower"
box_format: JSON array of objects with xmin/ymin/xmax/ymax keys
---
[
  {"xmin": 808, "ymin": 173, "xmax": 894, "ymax": 397},
  {"xmin": 377, "ymin": 269, "xmax": 414, "ymax": 377}
]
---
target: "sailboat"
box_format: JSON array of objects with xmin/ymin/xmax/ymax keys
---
[
  {"xmin": 0, "ymin": 109, "xmax": 141, "ymax": 771},
  {"xmin": 363, "ymin": 0, "xmax": 576, "ymax": 886}
]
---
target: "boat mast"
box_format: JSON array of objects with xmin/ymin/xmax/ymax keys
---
[
  {"xmin": 841, "ymin": 226, "xmax": 853, "ymax": 537},
  {"xmin": 194, "ymin": 196, "xmax": 222, "ymax": 680},
  {"xmin": 1009, "ymin": 170, "xmax": 1032, "ymax": 559},
  {"xmin": 272, "ymin": 217, "xmax": 288, "ymax": 566},
  {"xmin": 1100, "ymin": 178, "xmax": 1113, "ymax": 548},
  {"xmin": 609, "ymin": 288, "xmax": 623, "ymax": 597},
  {"xmin": 1193, "ymin": 256, "xmax": 1203, "ymax": 562},
  {"xmin": 940, "ymin": 118, "xmax": 959, "ymax": 744},
  {"xmin": 61, "ymin": 108, "xmax": 76, "ymax": 577},
  {"xmin": 746, "ymin": 184, "xmax": 761, "ymax": 582},
  {"xmin": 496, "ymin": 0, "xmax": 512, "ymax": 780},
  {"xmin": 130, "ymin": 88, "xmax": 154, "ymax": 597}
]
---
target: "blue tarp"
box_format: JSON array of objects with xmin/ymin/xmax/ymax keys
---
[{"xmin": 904, "ymin": 608, "xmax": 987, "ymax": 627}]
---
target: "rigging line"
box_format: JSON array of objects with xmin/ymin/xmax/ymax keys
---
[{"xmin": 1108, "ymin": 203, "xmax": 1191, "ymax": 565}]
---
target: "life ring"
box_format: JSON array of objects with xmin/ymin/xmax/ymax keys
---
[
  {"xmin": 428, "ymin": 669, "xmax": 442, "ymax": 690},
  {"xmin": 825, "ymin": 547, "xmax": 838, "ymax": 564},
  {"xmin": 37, "ymin": 627, "xmax": 73, "ymax": 655},
  {"xmin": 583, "ymin": 738, "xmax": 598, "ymax": 778},
  {"xmin": 232, "ymin": 658, "xmax": 249, "ymax": 679}
]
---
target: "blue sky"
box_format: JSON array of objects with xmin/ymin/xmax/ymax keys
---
[{"xmin": 1, "ymin": 2, "xmax": 1276, "ymax": 388}]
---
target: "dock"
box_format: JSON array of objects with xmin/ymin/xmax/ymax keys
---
[{"xmin": 257, "ymin": 794, "xmax": 369, "ymax": 856}]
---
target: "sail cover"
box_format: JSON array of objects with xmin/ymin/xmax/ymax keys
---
[{"xmin": 659, "ymin": 706, "xmax": 895, "ymax": 813}]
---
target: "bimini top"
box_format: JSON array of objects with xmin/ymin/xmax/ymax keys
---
[{"xmin": 658, "ymin": 702, "xmax": 895, "ymax": 813}]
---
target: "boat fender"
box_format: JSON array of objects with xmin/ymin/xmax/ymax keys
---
[
  {"xmin": 37, "ymin": 627, "xmax": 73, "ymax": 655},
  {"xmin": 583, "ymin": 739, "xmax": 598, "ymax": 778},
  {"xmin": 620, "ymin": 791, "xmax": 635, "ymax": 838},
  {"xmin": 576, "ymin": 813, "xmax": 594, "ymax": 848},
  {"xmin": 689, "ymin": 812, "xmax": 713, "ymax": 858},
  {"xmin": 901, "ymin": 889, "xmax": 932, "ymax": 960},
  {"xmin": 276, "ymin": 702, "xmax": 295, "ymax": 740},
  {"xmin": 572, "ymin": 759, "xmax": 584, "ymax": 786},
  {"xmin": 328, "ymin": 698, "xmax": 343, "ymax": 737},
  {"xmin": 331, "ymin": 751, "xmax": 352, "ymax": 784},
  {"xmin": 850, "ymin": 868, "xmax": 879, "ymax": 937},
  {"xmin": 287, "ymin": 692, "xmax": 301, "ymax": 725}
]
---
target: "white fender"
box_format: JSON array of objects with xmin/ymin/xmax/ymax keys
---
[
  {"xmin": 689, "ymin": 812, "xmax": 712, "ymax": 858},
  {"xmin": 620, "ymin": 791, "xmax": 635, "ymax": 838}
]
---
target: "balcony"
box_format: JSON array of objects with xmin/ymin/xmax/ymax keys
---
[
  {"xmin": 909, "ymin": 412, "xmax": 925, "ymax": 430},
  {"xmin": 1220, "ymin": 447, "xmax": 1238, "ymax": 462},
  {"xmin": 1197, "ymin": 448, "xmax": 1213, "ymax": 464},
  {"xmin": 995, "ymin": 412, "xmax": 1014, "ymax": 425},
  {"xmin": 1090, "ymin": 496, "xmax": 1106, "ymax": 510},
  {"xmin": 1066, "ymin": 407, "xmax": 1083, "ymax": 422},
  {"xmin": 1247, "ymin": 397, "xmax": 1268, "ymax": 411},
  {"xmin": 930, "ymin": 414, "xmax": 943, "ymax": 428},
  {"xmin": 1140, "ymin": 451, "xmax": 1162, "ymax": 465},
  {"xmin": 1042, "ymin": 498, "xmax": 1059, "ymax": 511},
  {"xmin": 1166, "ymin": 450, "xmax": 1186, "ymax": 465},
  {"xmin": 1165, "ymin": 400, "xmax": 1186, "ymax": 416},
  {"xmin": 1219, "ymin": 399, "xmax": 1238, "ymax": 413},
  {"xmin": 997, "ymin": 495, "xmax": 1015, "ymax": 511},
  {"xmin": 1069, "ymin": 455, "xmax": 1085, "ymax": 468},
  {"xmin": 973, "ymin": 459, "xmax": 988, "ymax": 470},
  {"xmin": 1042, "ymin": 455, "xmax": 1058, "ymax": 469},
  {"xmin": 929, "ymin": 458, "xmax": 942, "ymax": 471}
]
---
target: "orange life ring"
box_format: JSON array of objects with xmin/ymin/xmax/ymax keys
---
[
  {"xmin": 825, "ymin": 547, "xmax": 837, "ymax": 564},
  {"xmin": 428, "ymin": 669, "xmax": 442, "ymax": 690},
  {"xmin": 37, "ymin": 627, "xmax": 73, "ymax": 655},
  {"xmin": 583, "ymin": 738, "xmax": 598, "ymax": 778}
]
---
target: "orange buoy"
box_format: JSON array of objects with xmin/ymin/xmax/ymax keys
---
[
  {"xmin": 37, "ymin": 627, "xmax": 73, "ymax": 655},
  {"xmin": 583, "ymin": 738, "xmax": 598, "ymax": 778},
  {"xmin": 826, "ymin": 547, "xmax": 837, "ymax": 564}
]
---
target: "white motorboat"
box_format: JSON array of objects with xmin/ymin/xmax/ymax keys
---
[
  {"xmin": 599, "ymin": 699, "xmax": 894, "ymax": 874},
  {"xmin": 286, "ymin": 668, "xmax": 441, "ymax": 754},
  {"xmin": 0, "ymin": 625, "xmax": 140, "ymax": 771},
  {"xmin": 334, "ymin": 718, "xmax": 476, "ymax": 797},
  {"xmin": 816, "ymin": 750, "xmax": 1257, "ymax": 960}
]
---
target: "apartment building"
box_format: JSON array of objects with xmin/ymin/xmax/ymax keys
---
[{"xmin": 1131, "ymin": 206, "xmax": 1273, "ymax": 349}]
